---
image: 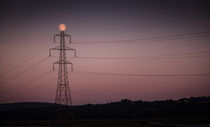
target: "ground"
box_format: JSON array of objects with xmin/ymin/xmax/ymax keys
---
[{"xmin": 1, "ymin": 117, "xmax": 210, "ymax": 127}]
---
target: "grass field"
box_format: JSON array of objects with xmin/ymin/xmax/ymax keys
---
[{"xmin": 1, "ymin": 117, "xmax": 210, "ymax": 127}]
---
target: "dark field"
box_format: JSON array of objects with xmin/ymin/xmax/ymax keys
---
[{"xmin": 1, "ymin": 117, "xmax": 210, "ymax": 127}]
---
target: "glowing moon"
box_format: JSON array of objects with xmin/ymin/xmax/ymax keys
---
[{"xmin": 59, "ymin": 24, "xmax": 66, "ymax": 31}]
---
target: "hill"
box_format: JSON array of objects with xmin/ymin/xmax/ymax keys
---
[{"xmin": 0, "ymin": 96, "xmax": 210, "ymax": 120}]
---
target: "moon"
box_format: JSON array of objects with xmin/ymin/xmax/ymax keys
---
[{"xmin": 59, "ymin": 24, "xmax": 66, "ymax": 31}]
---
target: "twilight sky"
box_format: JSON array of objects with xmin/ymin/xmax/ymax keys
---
[{"xmin": 0, "ymin": 0, "xmax": 210, "ymax": 105}]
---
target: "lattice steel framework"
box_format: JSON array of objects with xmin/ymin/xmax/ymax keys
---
[{"xmin": 49, "ymin": 26, "xmax": 76, "ymax": 106}]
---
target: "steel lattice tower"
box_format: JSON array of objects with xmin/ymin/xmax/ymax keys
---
[{"xmin": 49, "ymin": 24, "xmax": 76, "ymax": 106}]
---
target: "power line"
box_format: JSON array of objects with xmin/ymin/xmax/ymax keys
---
[
  {"xmin": 25, "ymin": 78, "xmax": 56, "ymax": 94},
  {"xmin": 72, "ymin": 70, "xmax": 210, "ymax": 77},
  {"xmin": 0, "ymin": 70, "xmax": 53, "ymax": 95},
  {"xmin": 74, "ymin": 51, "xmax": 210, "ymax": 60},
  {"xmin": 0, "ymin": 43, "xmax": 50, "ymax": 77},
  {"xmin": 0, "ymin": 43, "xmax": 47, "ymax": 70},
  {"xmin": 2, "ymin": 78, "xmax": 56, "ymax": 102},
  {"xmin": 0, "ymin": 56, "xmax": 49, "ymax": 83},
  {"xmin": 71, "ymin": 22, "xmax": 167, "ymax": 33},
  {"xmin": 72, "ymin": 30, "xmax": 210, "ymax": 44},
  {"xmin": 71, "ymin": 17, "xmax": 210, "ymax": 33},
  {"xmin": 0, "ymin": 97, "xmax": 51, "ymax": 103},
  {"xmin": 75, "ymin": 54, "xmax": 210, "ymax": 60}
]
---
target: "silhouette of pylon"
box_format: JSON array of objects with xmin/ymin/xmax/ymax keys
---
[{"xmin": 49, "ymin": 24, "xmax": 76, "ymax": 119}]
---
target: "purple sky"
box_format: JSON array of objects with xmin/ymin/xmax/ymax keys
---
[{"xmin": 0, "ymin": 0, "xmax": 210, "ymax": 105}]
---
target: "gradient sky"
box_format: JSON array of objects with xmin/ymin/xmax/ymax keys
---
[{"xmin": 0, "ymin": 0, "xmax": 210, "ymax": 105}]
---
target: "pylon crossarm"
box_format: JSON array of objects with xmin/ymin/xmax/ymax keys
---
[
  {"xmin": 64, "ymin": 34, "xmax": 71, "ymax": 44},
  {"xmin": 53, "ymin": 61, "xmax": 58, "ymax": 71},
  {"xmin": 65, "ymin": 47, "xmax": 77, "ymax": 57},
  {"xmin": 66, "ymin": 62, "xmax": 73, "ymax": 71},
  {"xmin": 64, "ymin": 33, "xmax": 71, "ymax": 37},
  {"xmin": 49, "ymin": 47, "xmax": 61, "ymax": 56},
  {"xmin": 54, "ymin": 34, "xmax": 60, "ymax": 43}
]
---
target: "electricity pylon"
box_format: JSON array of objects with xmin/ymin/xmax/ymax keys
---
[{"xmin": 49, "ymin": 24, "xmax": 76, "ymax": 112}]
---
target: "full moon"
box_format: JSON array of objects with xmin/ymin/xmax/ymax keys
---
[{"xmin": 59, "ymin": 24, "xmax": 66, "ymax": 31}]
